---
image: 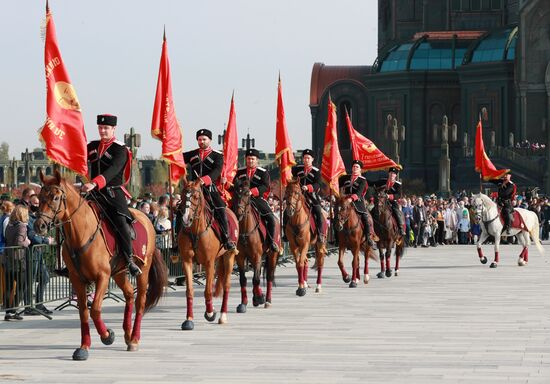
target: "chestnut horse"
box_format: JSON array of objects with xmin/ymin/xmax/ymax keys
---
[
  {"xmin": 177, "ymin": 179, "xmax": 238, "ymax": 330},
  {"xmin": 34, "ymin": 172, "xmax": 166, "ymax": 361},
  {"xmin": 372, "ymin": 191, "xmax": 404, "ymax": 278},
  {"xmin": 284, "ymin": 179, "xmax": 326, "ymax": 296},
  {"xmin": 232, "ymin": 179, "xmax": 280, "ymax": 311},
  {"xmin": 334, "ymin": 195, "xmax": 377, "ymax": 287}
]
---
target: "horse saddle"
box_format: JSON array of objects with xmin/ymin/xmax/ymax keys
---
[
  {"xmin": 358, "ymin": 211, "xmax": 377, "ymax": 238},
  {"xmin": 250, "ymin": 206, "xmax": 282, "ymax": 249},
  {"xmin": 498, "ymin": 208, "xmax": 527, "ymax": 230},
  {"xmin": 308, "ymin": 208, "xmax": 328, "ymax": 237},
  {"xmin": 89, "ymin": 202, "xmax": 148, "ymax": 263},
  {"xmin": 207, "ymin": 207, "xmax": 239, "ymax": 244}
]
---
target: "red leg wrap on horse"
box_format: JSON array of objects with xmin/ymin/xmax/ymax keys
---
[
  {"xmin": 386, "ymin": 256, "xmax": 391, "ymax": 271},
  {"xmin": 240, "ymin": 286, "xmax": 248, "ymax": 305},
  {"xmin": 253, "ymin": 284, "xmax": 263, "ymax": 297},
  {"xmin": 364, "ymin": 261, "xmax": 369, "ymax": 275},
  {"xmin": 523, "ymin": 248, "xmax": 528, "ymax": 262},
  {"xmin": 297, "ymin": 266, "xmax": 304, "ymax": 285},
  {"xmin": 356, "ymin": 267, "xmax": 360, "ymax": 280},
  {"xmin": 81, "ymin": 322, "xmax": 91, "ymax": 347},
  {"xmin": 303, "ymin": 263, "xmax": 309, "ymax": 282},
  {"xmin": 132, "ymin": 313, "xmax": 142, "ymax": 341},
  {"xmin": 221, "ymin": 290, "xmax": 229, "ymax": 313},
  {"xmin": 92, "ymin": 316, "xmax": 108, "ymax": 336},
  {"xmin": 494, "ymin": 251, "xmax": 499, "ymax": 263},
  {"xmin": 205, "ymin": 299, "xmax": 214, "ymax": 314},
  {"xmin": 123, "ymin": 302, "xmax": 133, "ymax": 333},
  {"xmin": 379, "ymin": 257, "xmax": 384, "ymax": 271},
  {"xmin": 477, "ymin": 247, "xmax": 483, "ymax": 258},
  {"xmin": 316, "ymin": 267, "xmax": 323, "ymax": 285},
  {"xmin": 186, "ymin": 296, "xmax": 194, "ymax": 319}
]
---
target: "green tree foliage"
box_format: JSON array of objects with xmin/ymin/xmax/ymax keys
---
[{"xmin": 151, "ymin": 160, "xmax": 168, "ymax": 185}]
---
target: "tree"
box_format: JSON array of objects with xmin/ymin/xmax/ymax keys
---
[
  {"xmin": 0, "ymin": 142, "xmax": 9, "ymax": 161},
  {"xmin": 151, "ymin": 160, "xmax": 169, "ymax": 186}
]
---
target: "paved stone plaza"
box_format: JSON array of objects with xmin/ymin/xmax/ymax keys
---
[{"xmin": 0, "ymin": 242, "xmax": 549, "ymax": 383}]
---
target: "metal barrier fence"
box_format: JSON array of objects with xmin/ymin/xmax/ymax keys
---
[{"xmin": 1, "ymin": 237, "xmax": 337, "ymax": 318}]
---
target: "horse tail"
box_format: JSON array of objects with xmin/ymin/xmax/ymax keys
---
[
  {"xmin": 528, "ymin": 216, "xmax": 544, "ymax": 255},
  {"xmin": 144, "ymin": 248, "xmax": 168, "ymax": 312}
]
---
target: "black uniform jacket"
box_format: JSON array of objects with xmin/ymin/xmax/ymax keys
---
[
  {"xmin": 338, "ymin": 174, "xmax": 368, "ymax": 212},
  {"xmin": 234, "ymin": 166, "xmax": 270, "ymax": 200},
  {"xmin": 371, "ymin": 178, "xmax": 402, "ymax": 199},
  {"xmin": 489, "ymin": 179, "xmax": 516, "ymax": 202},
  {"xmin": 291, "ymin": 164, "xmax": 321, "ymax": 204},
  {"xmin": 87, "ymin": 139, "xmax": 132, "ymax": 218},
  {"xmin": 183, "ymin": 148, "xmax": 223, "ymax": 192}
]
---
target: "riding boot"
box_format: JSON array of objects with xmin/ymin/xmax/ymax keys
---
[
  {"xmin": 394, "ymin": 212, "xmax": 406, "ymax": 237},
  {"xmin": 264, "ymin": 213, "xmax": 279, "ymax": 253},
  {"xmin": 119, "ymin": 221, "xmax": 142, "ymax": 277},
  {"xmin": 215, "ymin": 208, "xmax": 236, "ymax": 251},
  {"xmin": 361, "ymin": 213, "xmax": 375, "ymax": 247},
  {"xmin": 281, "ymin": 213, "xmax": 288, "ymax": 242},
  {"xmin": 126, "ymin": 253, "xmax": 142, "ymax": 277}
]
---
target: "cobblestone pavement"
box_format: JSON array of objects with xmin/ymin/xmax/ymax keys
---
[{"xmin": 0, "ymin": 242, "xmax": 548, "ymax": 383}]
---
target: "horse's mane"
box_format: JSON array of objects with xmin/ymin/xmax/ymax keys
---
[{"xmin": 473, "ymin": 192, "xmax": 495, "ymax": 207}]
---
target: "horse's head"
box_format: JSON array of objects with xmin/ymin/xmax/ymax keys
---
[
  {"xmin": 284, "ymin": 178, "xmax": 303, "ymax": 217},
  {"xmin": 472, "ymin": 193, "xmax": 484, "ymax": 221},
  {"xmin": 180, "ymin": 179, "xmax": 204, "ymax": 228},
  {"xmin": 35, "ymin": 170, "xmax": 66, "ymax": 235},
  {"xmin": 335, "ymin": 195, "xmax": 354, "ymax": 231},
  {"xmin": 233, "ymin": 179, "xmax": 251, "ymax": 221}
]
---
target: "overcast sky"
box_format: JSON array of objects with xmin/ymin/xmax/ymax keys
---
[{"xmin": 1, "ymin": 0, "xmax": 378, "ymax": 160}]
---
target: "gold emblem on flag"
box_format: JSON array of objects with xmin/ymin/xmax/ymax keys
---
[
  {"xmin": 362, "ymin": 142, "xmax": 377, "ymax": 153},
  {"xmin": 54, "ymin": 81, "xmax": 81, "ymax": 111}
]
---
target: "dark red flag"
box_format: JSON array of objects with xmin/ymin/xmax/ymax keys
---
[
  {"xmin": 39, "ymin": 2, "xmax": 87, "ymax": 177},
  {"xmin": 321, "ymin": 97, "xmax": 346, "ymax": 195},
  {"xmin": 151, "ymin": 30, "xmax": 186, "ymax": 184},
  {"xmin": 221, "ymin": 92, "xmax": 238, "ymax": 185},
  {"xmin": 275, "ymin": 76, "xmax": 296, "ymax": 186}
]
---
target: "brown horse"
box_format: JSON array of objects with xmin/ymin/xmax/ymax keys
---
[
  {"xmin": 284, "ymin": 179, "xmax": 326, "ymax": 296},
  {"xmin": 334, "ymin": 195, "xmax": 377, "ymax": 287},
  {"xmin": 177, "ymin": 179, "xmax": 238, "ymax": 330},
  {"xmin": 34, "ymin": 171, "xmax": 166, "ymax": 361},
  {"xmin": 232, "ymin": 180, "xmax": 280, "ymax": 311},
  {"xmin": 372, "ymin": 192, "xmax": 404, "ymax": 278}
]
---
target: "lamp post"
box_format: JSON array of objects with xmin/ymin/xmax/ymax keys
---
[
  {"xmin": 242, "ymin": 132, "xmax": 255, "ymax": 151},
  {"xmin": 387, "ymin": 114, "xmax": 405, "ymax": 166},
  {"xmin": 437, "ymin": 116, "xmax": 457, "ymax": 197}
]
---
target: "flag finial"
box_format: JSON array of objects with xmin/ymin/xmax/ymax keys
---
[{"xmin": 163, "ymin": 25, "xmax": 166, "ymax": 41}]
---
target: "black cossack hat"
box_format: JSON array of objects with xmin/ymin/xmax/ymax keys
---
[{"xmin": 97, "ymin": 114, "xmax": 117, "ymax": 126}]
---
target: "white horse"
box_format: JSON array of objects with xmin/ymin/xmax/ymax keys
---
[{"xmin": 472, "ymin": 193, "xmax": 544, "ymax": 268}]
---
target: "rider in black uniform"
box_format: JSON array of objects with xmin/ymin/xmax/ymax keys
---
[
  {"xmin": 81, "ymin": 114, "xmax": 142, "ymax": 276},
  {"xmin": 338, "ymin": 160, "xmax": 375, "ymax": 247},
  {"xmin": 182, "ymin": 129, "xmax": 236, "ymax": 251},
  {"xmin": 489, "ymin": 172, "xmax": 516, "ymax": 234},
  {"xmin": 233, "ymin": 148, "xmax": 278, "ymax": 252},
  {"xmin": 370, "ymin": 167, "xmax": 406, "ymax": 236}
]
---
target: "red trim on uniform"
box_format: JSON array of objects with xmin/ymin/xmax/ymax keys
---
[
  {"xmin": 201, "ymin": 175, "xmax": 212, "ymax": 186},
  {"xmin": 388, "ymin": 194, "xmax": 394, "ymax": 201},
  {"xmin": 250, "ymin": 187, "xmax": 259, "ymax": 197},
  {"xmin": 306, "ymin": 185, "xmax": 313, "ymax": 193},
  {"xmin": 199, "ymin": 148, "xmax": 212, "ymax": 161},
  {"xmin": 351, "ymin": 194, "xmax": 358, "ymax": 201},
  {"xmin": 98, "ymin": 137, "xmax": 115, "ymax": 158},
  {"xmin": 93, "ymin": 175, "xmax": 106, "ymax": 190}
]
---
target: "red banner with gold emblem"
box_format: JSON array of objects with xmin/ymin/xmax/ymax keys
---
[
  {"xmin": 474, "ymin": 119, "xmax": 508, "ymax": 180},
  {"xmin": 321, "ymin": 97, "xmax": 346, "ymax": 195},
  {"xmin": 345, "ymin": 108, "xmax": 401, "ymax": 172},
  {"xmin": 39, "ymin": 3, "xmax": 88, "ymax": 177},
  {"xmin": 221, "ymin": 92, "xmax": 238, "ymax": 185},
  {"xmin": 151, "ymin": 30, "xmax": 186, "ymax": 184},
  {"xmin": 275, "ymin": 76, "xmax": 296, "ymax": 187}
]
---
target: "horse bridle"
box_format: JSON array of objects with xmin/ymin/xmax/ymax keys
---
[
  {"xmin": 235, "ymin": 187, "xmax": 261, "ymax": 241},
  {"xmin": 285, "ymin": 187, "xmax": 304, "ymax": 217},
  {"xmin": 336, "ymin": 200, "xmax": 360, "ymax": 232},
  {"xmin": 37, "ymin": 184, "xmax": 88, "ymax": 230},
  {"xmin": 475, "ymin": 199, "xmax": 499, "ymax": 227},
  {"xmin": 182, "ymin": 187, "xmax": 204, "ymax": 228}
]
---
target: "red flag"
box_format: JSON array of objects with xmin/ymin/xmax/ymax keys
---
[
  {"xmin": 275, "ymin": 76, "xmax": 296, "ymax": 186},
  {"xmin": 151, "ymin": 30, "xmax": 186, "ymax": 185},
  {"xmin": 474, "ymin": 119, "xmax": 508, "ymax": 180},
  {"xmin": 39, "ymin": 3, "xmax": 87, "ymax": 177},
  {"xmin": 345, "ymin": 108, "xmax": 401, "ymax": 172},
  {"xmin": 221, "ymin": 92, "xmax": 238, "ymax": 185},
  {"xmin": 321, "ymin": 97, "xmax": 346, "ymax": 195}
]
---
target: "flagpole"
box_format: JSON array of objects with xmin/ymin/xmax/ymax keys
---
[
  {"xmin": 279, "ymin": 178, "xmax": 284, "ymax": 244},
  {"xmin": 168, "ymin": 162, "xmax": 176, "ymax": 248}
]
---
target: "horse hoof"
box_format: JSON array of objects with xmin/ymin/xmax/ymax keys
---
[
  {"xmin": 315, "ymin": 286, "xmax": 322, "ymax": 294},
  {"xmin": 296, "ymin": 287, "xmax": 307, "ymax": 297},
  {"xmin": 518, "ymin": 258, "xmax": 526, "ymax": 266},
  {"xmin": 480, "ymin": 256, "xmax": 488, "ymax": 265},
  {"xmin": 490, "ymin": 262, "xmax": 498, "ymax": 268},
  {"xmin": 72, "ymin": 348, "xmax": 89, "ymax": 361},
  {"xmin": 218, "ymin": 313, "xmax": 227, "ymax": 324},
  {"xmin": 264, "ymin": 301, "xmax": 272, "ymax": 309},
  {"xmin": 253, "ymin": 294, "xmax": 265, "ymax": 307},
  {"xmin": 126, "ymin": 343, "xmax": 139, "ymax": 352},
  {"xmin": 385, "ymin": 269, "xmax": 393, "ymax": 278},
  {"xmin": 204, "ymin": 311, "xmax": 217, "ymax": 322},
  {"xmin": 395, "ymin": 269, "xmax": 399, "ymax": 277},
  {"xmin": 181, "ymin": 320, "xmax": 194, "ymax": 330},
  {"xmin": 376, "ymin": 272, "xmax": 385, "ymax": 279},
  {"xmin": 349, "ymin": 281, "xmax": 357, "ymax": 288},
  {"xmin": 100, "ymin": 328, "xmax": 115, "ymax": 346},
  {"xmin": 343, "ymin": 275, "xmax": 351, "ymax": 284},
  {"xmin": 363, "ymin": 275, "xmax": 370, "ymax": 284},
  {"xmin": 236, "ymin": 304, "xmax": 247, "ymax": 313}
]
